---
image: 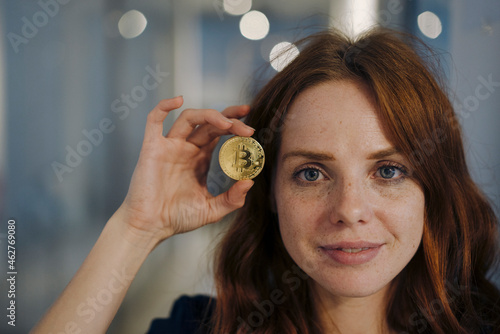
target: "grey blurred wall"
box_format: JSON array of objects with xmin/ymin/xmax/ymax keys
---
[
  {"xmin": 0, "ymin": 0, "xmax": 498, "ymax": 333},
  {"xmin": 450, "ymin": 1, "xmax": 500, "ymax": 217}
]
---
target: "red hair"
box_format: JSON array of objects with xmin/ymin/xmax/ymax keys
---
[{"xmin": 212, "ymin": 28, "xmax": 500, "ymax": 333}]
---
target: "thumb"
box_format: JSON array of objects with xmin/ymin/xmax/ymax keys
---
[{"xmin": 207, "ymin": 180, "xmax": 254, "ymax": 223}]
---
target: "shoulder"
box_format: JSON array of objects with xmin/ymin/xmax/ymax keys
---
[{"xmin": 146, "ymin": 295, "xmax": 216, "ymax": 334}]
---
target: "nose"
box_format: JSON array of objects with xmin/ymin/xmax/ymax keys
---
[{"xmin": 328, "ymin": 177, "xmax": 373, "ymax": 226}]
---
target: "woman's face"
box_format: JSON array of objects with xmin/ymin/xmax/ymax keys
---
[{"xmin": 274, "ymin": 80, "xmax": 425, "ymax": 299}]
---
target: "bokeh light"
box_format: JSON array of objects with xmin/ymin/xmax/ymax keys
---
[
  {"xmin": 223, "ymin": 0, "xmax": 252, "ymax": 16},
  {"xmin": 269, "ymin": 42, "xmax": 300, "ymax": 72},
  {"xmin": 239, "ymin": 10, "xmax": 269, "ymax": 40},
  {"xmin": 118, "ymin": 10, "xmax": 147, "ymax": 39},
  {"xmin": 417, "ymin": 11, "xmax": 442, "ymax": 39}
]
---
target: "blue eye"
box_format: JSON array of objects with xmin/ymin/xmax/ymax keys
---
[
  {"xmin": 296, "ymin": 168, "xmax": 325, "ymax": 182},
  {"xmin": 376, "ymin": 165, "xmax": 405, "ymax": 179}
]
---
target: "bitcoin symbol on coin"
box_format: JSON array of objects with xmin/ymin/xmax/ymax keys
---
[
  {"xmin": 219, "ymin": 136, "xmax": 265, "ymax": 180},
  {"xmin": 234, "ymin": 144, "xmax": 252, "ymax": 171}
]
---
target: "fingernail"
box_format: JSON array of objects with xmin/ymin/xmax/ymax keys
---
[
  {"xmin": 222, "ymin": 115, "xmax": 234, "ymax": 124},
  {"xmin": 246, "ymin": 125, "xmax": 255, "ymax": 131}
]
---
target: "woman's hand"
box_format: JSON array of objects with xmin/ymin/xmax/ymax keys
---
[
  {"xmin": 117, "ymin": 96, "xmax": 255, "ymax": 244},
  {"xmin": 31, "ymin": 97, "xmax": 252, "ymax": 333}
]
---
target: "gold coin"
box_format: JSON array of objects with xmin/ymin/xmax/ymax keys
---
[{"xmin": 219, "ymin": 136, "xmax": 265, "ymax": 180}]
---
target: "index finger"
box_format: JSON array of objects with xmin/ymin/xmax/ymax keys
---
[
  {"xmin": 220, "ymin": 104, "xmax": 251, "ymax": 118},
  {"xmin": 144, "ymin": 96, "xmax": 184, "ymax": 142},
  {"xmin": 186, "ymin": 105, "xmax": 253, "ymax": 147},
  {"xmin": 166, "ymin": 108, "xmax": 234, "ymax": 139}
]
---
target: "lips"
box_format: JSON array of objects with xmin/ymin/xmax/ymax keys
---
[
  {"xmin": 319, "ymin": 241, "xmax": 383, "ymax": 265},
  {"xmin": 338, "ymin": 247, "xmax": 369, "ymax": 253}
]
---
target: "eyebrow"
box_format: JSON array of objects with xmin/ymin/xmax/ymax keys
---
[
  {"xmin": 281, "ymin": 150, "xmax": 335, "ymax": 162},
  {"xmin": 367, "ymin": 147, "xmax": 401, "ymax": 160},
  {"xmin": 281, "ymin": 147, "xmax": 401, "ymax": 162}
]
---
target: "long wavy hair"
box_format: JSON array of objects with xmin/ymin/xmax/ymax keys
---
[{"xmin": 212, "ymin": 28, "xmax": 500, "ymax": 333}]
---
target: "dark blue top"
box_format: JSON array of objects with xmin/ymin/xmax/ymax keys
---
[
  {"xmin": 146, "ymin": 295, "xmax": 215, "ymax": 334},
  {"xmin": 147, "ymin": 295, "xmax": 495, "ymax": 333}
]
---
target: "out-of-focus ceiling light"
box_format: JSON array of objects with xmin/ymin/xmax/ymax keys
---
[
  {"xmin": 239, "ymin": 10, "xmax": 269, "ymax": 40},
  {"xmin": 417, "ymin": 11, "xmax": 442, "ymax": 39},
  {"xmin": 224, "ymin": 0, "xmax": 252, "ymax": 16},
  {"xmin": 118, "ymin": 10, "xmax": 147, "ymax": 39},
  {"xmin": 269, "ymin": 41, "xmax": 299, "ymax": 72}
]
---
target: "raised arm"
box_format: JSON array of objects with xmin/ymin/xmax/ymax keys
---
[{"xmin": 31, "ymin": 96, "xmax": 255, "ymax": 333}]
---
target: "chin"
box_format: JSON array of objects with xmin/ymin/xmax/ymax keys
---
[{"xmin": 312, "ymin": 271, "xmax": 394, "ymax": 299}]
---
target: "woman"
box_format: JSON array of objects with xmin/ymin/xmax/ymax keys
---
[{"xmin": 33, "ymin": 28, "xmax": 500, "ymax": 333}]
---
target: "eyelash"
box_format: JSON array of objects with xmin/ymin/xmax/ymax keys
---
[
  {"xmin": 374, "ymin": 162, "xmax": 408, "ymax": 184},
  {"xmin": 293, "ymin": 162, "xmax": 409, "ymax": 185},
  {"xmin": 293, "ymin": 165, "xmax": 327, "ymax": 185}
]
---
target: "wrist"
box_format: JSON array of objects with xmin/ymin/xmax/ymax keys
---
[{"xmin": 107, "ymin": 207, "xmax": 170, "ymax": 252}]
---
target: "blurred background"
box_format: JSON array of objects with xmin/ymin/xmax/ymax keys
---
[{"xmin": 0, "ymin": 0, "xmax": 499, "ymax": 333}]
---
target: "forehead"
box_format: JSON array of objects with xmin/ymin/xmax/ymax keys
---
[{"xmin": 280, "ymin": 80, "xmax": 391, "ymax": 154}]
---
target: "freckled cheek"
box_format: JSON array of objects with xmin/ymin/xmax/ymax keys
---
[
  {"xmin": 277, "ymin": 181, "xmax": 327, "ymax": 214},
  {"xmin": 373, "ymin": 189, "xmax": 425, "ymax": 248},
  {"xmin": 275, "ymin": 183, "xmax": 327, "ymax": 239},
  {"xmin": 370, "ymin": 183, "xmax": 412, "ymax": 202},
  {"xmin": 277, "ymin": 191, "xmax": 310, "ymax": 229}
]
